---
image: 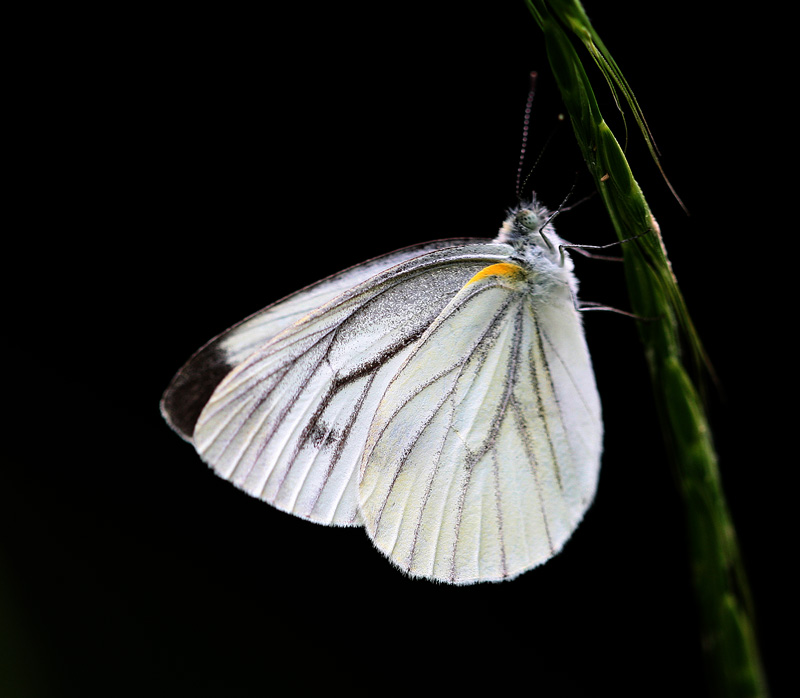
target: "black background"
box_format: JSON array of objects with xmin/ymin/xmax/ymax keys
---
[{"xmin": 5, "ymin": 2, "xmax": 789, "ymax": 696}]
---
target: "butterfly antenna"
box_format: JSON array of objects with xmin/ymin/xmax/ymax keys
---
[
  {"xmin": 560, "ymin": 188, "xmax": 597, "ymax": 213},
  {"xmin": 525, "ymin": 114, "xmax": 566, "ymax": 197},
  {"xmin": 515, "ymin": 71, "xmax": 538, "ymax": 201},
  {"xmin": 517, "ymin": 102, "xmax": 567, "ymax": 201}
]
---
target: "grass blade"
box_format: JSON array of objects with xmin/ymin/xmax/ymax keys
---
[{"xmin": 525, "ymin": 1, "xmax": 769, "ymax": 695}]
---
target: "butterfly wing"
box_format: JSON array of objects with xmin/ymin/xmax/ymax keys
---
[
  {"xmin": 359, "ymin": 262, "xmax": 602, "ymax": 583},
  {"xmin": 161, "ymin": 239, "xmax": 484, "ymax": 441},
  {"xmin": 191, "ymin": 243, "xmax": 511, "ymax": 526}
]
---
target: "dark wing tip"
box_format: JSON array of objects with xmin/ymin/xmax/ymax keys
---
[{"xmin": 160, "ymin": 341, "xmax": 235, "ymax": 442}]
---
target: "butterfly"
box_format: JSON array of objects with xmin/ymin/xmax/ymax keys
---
[{"xmin": 161, "ymin": 198, "xmax": 602, "ymax": 584}]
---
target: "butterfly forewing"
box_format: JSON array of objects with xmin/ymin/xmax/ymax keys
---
[
  {"xmin": 358, "ymin": 263, "xmax": 602, "ymax": 583},
  {"xmin": 192, "ymin": 243, "xmax": 510, "ymax": 526},
  {"xmin": 161, "ymin": 239, "xmax": 485, "ymax": 441}
]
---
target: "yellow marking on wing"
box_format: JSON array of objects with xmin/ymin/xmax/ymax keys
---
[{"xmin": 466, "ymin": 262, "xmax": 526, "ymax": 286}]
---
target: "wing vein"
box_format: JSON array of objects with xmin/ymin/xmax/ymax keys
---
[
  {"xmin": 444, "ymin": 302, "xmax": 524, "ymax": 581},
  {"xmin": 491, "ymin": 448, "xmax": 508, "ymax": 578},
  {"xmin": 235, "ymin": 336, "xmax": 337, "ymax": 486},
  {"xmin": 530, "ymin": 315, "xmax": 564, "ymax": 491},
  {"xmin": 373, "ymin": 364, "xmax": 462, "ymax": 534},
  {"xmin": 510, "ymin": 396, "xmax": 554, "ymax": 554},
  {"xmin": 306, "ymin": 371, "xmax": 377, "ymax": 518}
]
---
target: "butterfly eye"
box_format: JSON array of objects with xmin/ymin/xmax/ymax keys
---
[{"xmin": 516, "ymin": 209, "xmax": 541, "ymax": 230}]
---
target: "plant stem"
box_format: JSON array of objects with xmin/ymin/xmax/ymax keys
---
[{"xmin": 525, "ymin": 1, "xmax": 769, "ymax": 695}]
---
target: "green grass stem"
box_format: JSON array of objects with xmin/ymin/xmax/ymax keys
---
[{"xmin": 525, "ymin": 2, "xmax": 769, "ymax": 695}]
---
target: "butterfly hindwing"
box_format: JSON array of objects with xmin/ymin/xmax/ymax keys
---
[{"xmin": 358, "ymin": 262, "xmax": 602, "ymax": 583}]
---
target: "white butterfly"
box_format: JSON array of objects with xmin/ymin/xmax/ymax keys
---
[{"xmin": 161, "ymin": 198, "xmax": 602, "ymax": 584}]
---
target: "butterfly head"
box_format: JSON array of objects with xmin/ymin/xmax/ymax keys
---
[
  {"xmin": 496, "ymin": 200, "xmax": 568, "ymax": 268},
  {"xmin": 515, "ymin": 207, "xmax": 546, "ymax": 232}
]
